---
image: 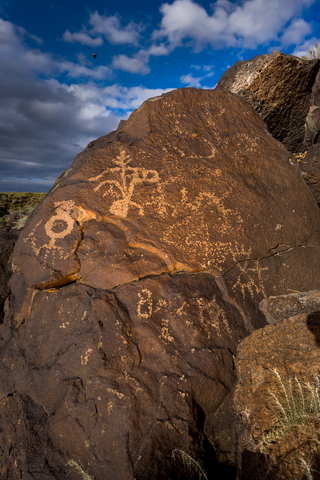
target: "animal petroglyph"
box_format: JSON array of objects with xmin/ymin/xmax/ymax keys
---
[
  {"xmin": 89, "ymin": 150, "xmax": 159, "ymax": 218},
  {"xmin": 231, "ymin": 245, "xmax": 268, "ymax": 299},
  {"xmin": 25, "ymin": 200, "xmax": 96, "ymax": 261}
]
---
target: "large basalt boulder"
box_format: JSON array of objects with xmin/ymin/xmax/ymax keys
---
[
  {"xmin": 232, "ymin": 291, "xmax": 320, "ymax": 480},
  {"xmin": 3, "ymin": 88, "xmax": 320, "ymax": 479},
  {"xmin": 215, "ymin": 50, "xmax": 320, "ymax": 154},
  {"xmin": 299, "ymin": 143, "xmax": 320, "ymax": 203}
]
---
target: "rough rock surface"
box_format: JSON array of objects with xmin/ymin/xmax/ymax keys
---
[
  {"xmin": 232, "ymin": 291, "xmax": 320, "ymax": 480},
  {"xmin": 0, "ymin": 193, "xmax": 45, "ymax": 323},
  {"xmin": 216, "ymin": 50, "xmax": 320, "ymax": 154},
  {"xmin": 299, "ymin": 143, "xmax": 320, "ymax": 203},
  {"xmin": 259, "ymin": 290, "xmax": 320, "ymax": 324},
  {"xmin": 0, "ymin": 229, "xmax": 19, "ymax": 322},
  {"xmin": 3, "ymin": 88, "xmax": 320, "ymax": 479}
]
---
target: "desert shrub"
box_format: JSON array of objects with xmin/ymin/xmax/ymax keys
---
[
  {"xmin": 260, "ymin": 367, "xmax": 320, "ymax": 479},
  {"xmin": 65, "ymin": 458, "xmax": 95, "ymax": 480},
  {"xmin": 301, "ymin": 42, "xmax": 320, "ymax": 60},
  {"xmin": 172, "ymin": 449, "xmax": 208, "ymax": 480}
]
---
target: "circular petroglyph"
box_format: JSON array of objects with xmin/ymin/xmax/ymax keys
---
[{"xmin": 45, "ymin": 210, "xmax": 74, "ymax": 240}]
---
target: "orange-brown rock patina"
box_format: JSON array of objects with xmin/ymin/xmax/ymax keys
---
[
  {"xmin": 2, "ymin": 88, "xmax": 320, "ymax": 479},
  {"xmin": 233, "ymin": 291, "xmax": 320, "ymax": 480},
  {"xmin": 12, "ymin": 88, "xmax": 320, "ymax": 297}
]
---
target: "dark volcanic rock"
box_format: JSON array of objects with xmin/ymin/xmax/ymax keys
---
[
  {"xmin": 3, "ymin": 88, "xmax": 320, "ymax": 479},
  {"xmin": 299, "ymin": 143, "xmax": 320, "ymax": 202},
  {"xmin": 0, "ymin": 193, "xmax": 45, "ymax": 324},
  {"xmin": 232, "ymin": 291, "xmax": 320, "ymax": 480},
  {"xmin": 259, "ymin": 290, "xmax": 320, "ymax": 324},
  {"xmin": 0, "ymin": 228, "xmax": 19, "ymax": 323},
  {"xmin": 216, "ymin": 50, "xmax": 320, "ymax": 154}
]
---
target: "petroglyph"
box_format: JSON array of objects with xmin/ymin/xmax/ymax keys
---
[
  {"xmin": 155, "ymin": 181, "xmax": 243, "ymax": 268},
  {"xmin": 154, "ymin": 299, "xmax": 168, "ymax": 313},
  {"xmin": 136, "ymin": 289, "xmax": 231, "ymax": 339},
  {"xmin": 137, "ymin": 289, "xmax": 153, "ymax": 318},
  {"xmin": 196, "ymin": 296, "xmax": 231, "ymax": 339},
  {"xmin": 89, "ymin": 150, "xmax": 159, "ymax": 218},
  {"xmin": 231, "ymin": 245, "xmax": 268, "ymax": 299},
  {"xmin": 24, "ymin": 200, "xmax": 96, "ymax": 261},
  {"xmin": 81, "ymin": 348, "xmax": 93, "ymax": 366},
  {"xmin": 161, "ymin": 319, "xmax": 174, "ymax": 343}
]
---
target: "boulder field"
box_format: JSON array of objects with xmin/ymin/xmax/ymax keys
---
[{"xmin": 2, "ymin": 56, "xmax": 320, "ymax": 479}]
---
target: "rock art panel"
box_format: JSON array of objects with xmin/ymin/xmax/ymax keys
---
[
  {"xmin": 0, "ymin": 274, "xmax": 261, "ymax": 479},
  {"xmin": 89, "ymin": 149, "xmax": 159, "ymax": 218},
  {"xmin": 4, "ymin": 87, "xmax": 320, "ymax": 478},
  {"xmin": 12, "ymin": 88, "xmax": 320, "ymax": 297}
]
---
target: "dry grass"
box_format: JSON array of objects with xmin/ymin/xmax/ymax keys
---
[
  {"xmin": 301, "ymin": 42, "xmax": 320, "ymax": 60},
  {"xmin": 260, "ymin": 367, "xmax": 320, "ymax": 478},
  {"xmin": 65, "ymin": 458, "xmax": 95, "ymax": 480},
  {"xmin": 172, "ymin": 448, "xmax": 208, "ymax": 480}
]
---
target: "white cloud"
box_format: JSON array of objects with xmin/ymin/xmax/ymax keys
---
[
  {"xmin": 280, "ymin": 18, "xmax": 312, "ymax": 46},
  {"xmin": 88, "ymin": 12, "xmax": 143, "ymax": 45},
  {"xmin": 28, "ymin": 33, "xmax": 43, "ymax": 45},
  {"xmin": 101, "ymin": 85, "xmax": 175, "ymax": 110},
  {"xmin": 63, "ymin": 29, "xmax": 103, "ymax": 47},
  {"xmin": 0, "ymin": 18, "xmax": 176, "ymax": 192},
  {"xmin": 0, "ymin": 17, "xmax": 23, "ymax": 45},
  {"xmin": 145, "ymin": 43, "xmax": 169, "ymax": 56},
  {"xmin": 63, "ymin": 12, "xmax": 143, "ymax": 48},
  {"xmin": 291, "ymin": 37, "xmax": 320, "ymax": 58},
  {"xmin": 111, "ymin": 43, "xmax": 169, "ymax": 75},
  {"xmin": 58, "ymin": 61, "xmax": 113, "ymax": 79},
  {"xmin": 180, "ymin": 73, "xmax": 202, "ymax": 87},
  {"xmin": 0, "ymin": 27, "xmax": 112, "ymax": 81},
  {"xmin": 153, "ymin": 0, "xmax": 315, "ymax": 50},
  {"xmin": 111, "ymin": 54, "xmax": 150, "ymax": 74}
]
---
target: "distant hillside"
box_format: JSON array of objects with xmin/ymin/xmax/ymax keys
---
[{"xmin": 0, "ymin": 192, "xmax": 46, "ymax": 230}]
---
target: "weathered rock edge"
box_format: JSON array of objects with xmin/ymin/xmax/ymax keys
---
[{"xmin": 3, "ymin": 88, "xmax": 320, "ymax": 479}]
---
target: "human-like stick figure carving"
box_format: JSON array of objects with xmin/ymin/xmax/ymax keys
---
[{"xmin": 89, "ymin": 150, "xmax": 159, "ymax": 218}]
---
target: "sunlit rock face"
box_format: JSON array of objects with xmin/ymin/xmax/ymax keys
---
[
  {"xmin": 2, "ymin": 88, "xmax": 320, "ymax": 479},
  {"xmin": 216, "ymin": 50, "xmax": 320, "ymax": 154},
  {"xmin": 233, "ymin": 291, "xmax": 320, "ymax": 480}
]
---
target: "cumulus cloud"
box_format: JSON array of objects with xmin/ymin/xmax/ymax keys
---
[
  {"xmin": 111, "ymin": 54, "xmax": 150, "ymax": 75},
  {"xmin": 180, "ymin": 66, "xmax": 216, "ymax": 88},
  {"xmin": 280, "ymin": 18, "xmax": 312, "ymax": 46},
  {"xmin": 153, "ymin": 0, "xmax": 315, "ymax": 50},
  {"xmin": 111, "ymin": 43, "xmax": 169, "ymax": 75},
  {"xmin": 291, "ymin": 36, "xmax": 320, "ymax": 58},
  {"xmin": 180, "ymin": 73, "xmax": 202, "ymax": 87},
  {"xmin": 88, "ymin": 12, "xmax": 143, "ymax": 45},
  {"xmin": 63, "ymin": 12, "xmax": 143, "ymax": 48},
  {"xmin": 63, "ymin": 29, "xmax": 103, "ymax": 47},
  {"xmin": 0, "ymin": 18, "xmax": 173, "ymax": 192}
]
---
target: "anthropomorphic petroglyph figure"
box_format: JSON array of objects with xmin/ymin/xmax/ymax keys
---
[{"xmin": 89, "ymin": 150, "xmax": 159, "ymax": 218}]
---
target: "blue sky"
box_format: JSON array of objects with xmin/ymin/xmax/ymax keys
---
[{"xmin": 1, "ymin": 0, "xmax": 320, "ymax": 192}]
